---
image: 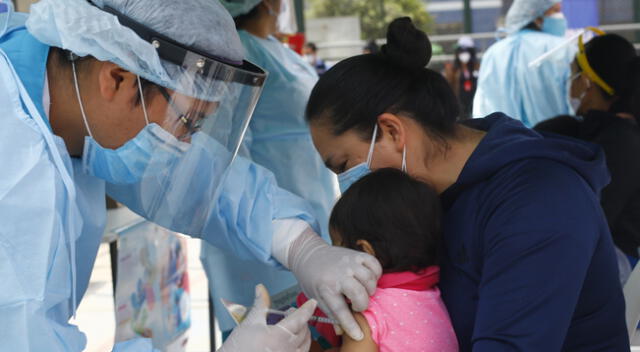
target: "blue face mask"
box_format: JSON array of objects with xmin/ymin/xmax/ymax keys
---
[
  {"xmin": 338, "ymin": 124, "xmax": 378, "ymax": 193},
  {"xmin": 542, "ymin": 13, "xmax": 567, "ymax": 37},
  {"xmin": 338, "ymin": 124, "xmax": 407, "ymax": 193},
  {"xmin": 72, "ymin": 60, "xmax": 190, "ymax": 184},
  {"xmin": 82, "ymin": 123, "xmax": 189, "ymax": 184},
  {"xmin": 338, "ymin": 163, "xmax": 371, "ymax": 193}
]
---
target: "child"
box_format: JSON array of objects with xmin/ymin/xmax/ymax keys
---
[{"xmin": 301, "ymin": 168, "xmax": 458, "ymax": 352}]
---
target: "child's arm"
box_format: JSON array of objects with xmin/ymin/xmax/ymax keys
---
[{"xmin": 332, "ymin": 312, "xmax": 378, "ymax": 352}]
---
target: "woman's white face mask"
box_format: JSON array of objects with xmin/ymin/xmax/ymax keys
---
[
  {"xmin": 458, "ymin": 52, "xmax": 471, "ymax": 64},
  {"xmin": 569, "ymin": 72, "xmax": 591, "ymax": 115}
]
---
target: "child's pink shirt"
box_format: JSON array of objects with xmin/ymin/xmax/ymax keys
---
[{"xmin": 361, "ymin": 268, "xmax": 459, "ymax": 352}]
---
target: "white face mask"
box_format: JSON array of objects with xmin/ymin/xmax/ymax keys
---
[
  {"xmin": 303, "ymin": 54, "xmax": 315, "ymax": 64},
  {"xmin": 458, "ymin": 52, "xmax": 471, "ymax": 64},
  {"xmin": 569, "ymin": 96, "xmax": 583, "ymax": 114},
  {"xmin": 569, "ymin": 73, "xmax": 590, "ymax": 115}
]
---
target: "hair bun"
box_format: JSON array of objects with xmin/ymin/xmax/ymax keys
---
[{"xmin": 381, "ymin": 17, "xmax": 432, "ymax": 69}]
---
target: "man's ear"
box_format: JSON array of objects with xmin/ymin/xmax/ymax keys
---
[
  {"xmin": 97, "ymin": 62, "xmax": 138, "ymax": 103},
  {"xmin": 355, "ymin": 239, "xmax": 376, "ymax": 257}
]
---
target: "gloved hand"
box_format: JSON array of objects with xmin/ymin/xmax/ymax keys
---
[
  {"xmin": 218, "ymin": 284, "xmax": 317, "ymax": 352},
  {"xmin": 287, "ymin": 228, "xmax": 383, "ymax": 341}
]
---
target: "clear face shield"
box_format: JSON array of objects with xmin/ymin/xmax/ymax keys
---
[
  {"xmin": 100, "ymin": 6, "xmax": 267, "ymax": 235},
  {"xmin": 276, "ymin": 0, "xmax": 298, "ymax": 35}
]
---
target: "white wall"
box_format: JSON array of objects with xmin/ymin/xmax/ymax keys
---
[{"xmin": 306, "ymin": 16, "xmax": 362, "ymax": 60}]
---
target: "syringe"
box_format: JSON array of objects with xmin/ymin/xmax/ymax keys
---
[
  {"xmin": 266, "ymin": 308, "xmax": 338, "ymax": 325},
  {"xmin": 221, "ymin": 297, "xmax": 338, "ymax": 325}
]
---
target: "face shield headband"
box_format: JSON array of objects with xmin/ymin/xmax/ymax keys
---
[
  {"xmin": 577, "ymin": 27, "xmax": 615, "ymax": 96},
  {"xmin": 97, "ymin": 4, "xmax": 266, "ymax": 88}
]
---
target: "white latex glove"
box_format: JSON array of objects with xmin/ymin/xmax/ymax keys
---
[
  {"xmin": 218, "ymin": 284, "xmax": 317, "ymax": 352},
  {"xmin": 287, "ymin": 228, "xmax": 382, "ymax": 341}
]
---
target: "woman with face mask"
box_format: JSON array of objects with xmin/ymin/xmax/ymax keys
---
[
  {"xmin": 203, "ymin": 0, "xmax": 341, "ymax": 341},
  {"xmin": 306, "ymin": 17, "xmax": 629, "ymax": 351},
  {"xmin": 536, "ymin": 31, "xmax": 640, "ymax": 271},
  {"xmin": 0, "ymin": 0, "xmax": 380, "ymax": 350},
  {"xmin": 473, "ymin": 0, "xmax": 575, "ymax": 127},
  {"xmin": 444, "ymin": 37, "xmax": 479, "ymax": 120}
]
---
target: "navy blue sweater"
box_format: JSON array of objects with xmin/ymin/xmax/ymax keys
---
[{"xmin": 439, "ymin": 114, "xmax": 628, "ymax": 351}]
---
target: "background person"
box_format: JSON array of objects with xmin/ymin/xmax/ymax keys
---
[
  {"xmin": 444, "ymin": 36, "xmax": 479, "ymax": 120},
  {"xmin": 306, "ymin": 17, "xmax": 628, "ymax": 351},
  {"xmin": 363, "ymin": 40, "xmax": 380, "ymax": 55},
  {"xmin": 203, "ymin": 0, "xmax": 339, "ymax": 339},
  {"xmin": 536, "ymin": 32, "xmax": 640, "ymax": 270},
  {"xmin": 303, "ymin": 42, "xmax": 327, "ymax": 75},
  {"xmin": 473, "ymin": 0, "xmax": 575, "ymax": 127}
]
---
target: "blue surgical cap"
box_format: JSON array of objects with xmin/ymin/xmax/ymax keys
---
[
  {"xmin": 219, "ymin": 0, "xmax": 262, "ymax": 18},
  {"xmin": 505, "ymin": 0, "xmax": 562, "ymax": 33},
  {"xmin": 26, "ymin": 0, "xmax": 245, "ymax": 95}
]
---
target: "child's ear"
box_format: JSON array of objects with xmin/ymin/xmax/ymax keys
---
[{"xmin": 356, "ymin": 240, "xmax": 376, "ymax": 257}]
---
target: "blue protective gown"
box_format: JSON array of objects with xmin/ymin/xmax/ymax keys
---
[
  {"xmin": 200, "ymin": 30, "xmax": 339, "ymax": 332},
  {"xmin": 473, "ymin": 30, "xmax": 576, "ymax": 127},
  {"xmin": 0, "ymin": 17, "xmax": 318, "ymax": 352}
]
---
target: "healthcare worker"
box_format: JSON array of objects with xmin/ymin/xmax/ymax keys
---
[
  {"xmin": 201, "ymin": 0, "xmax": 339, "ymax": 338},
  {"xmin": 473, "ymin": 0, "xmax": 575, "ymax": 127},
  {"xmin": 0, "ymin": 0, "xmax": 381, "ymax": 351},
  {"xmin": 306, "ymin": 17, "xmax": 628, "ymax": 350}
]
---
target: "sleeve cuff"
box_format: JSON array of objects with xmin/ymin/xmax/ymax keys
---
[{"xmin": 271, "ymin": 218, "xmax": 310, "ymax": 267}]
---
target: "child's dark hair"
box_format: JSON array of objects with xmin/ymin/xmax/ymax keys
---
[
  {"xmin": 306, "ymin": 17, "xmax": 459, "ymax": 143},
  {"xmin": 329, "ymin": 168, "xmax": 442, "ymax": 273}
]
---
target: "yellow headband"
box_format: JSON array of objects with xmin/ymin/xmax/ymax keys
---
[{"xmin": 577, "ymin": 27, "xmax": 615, "ymax": 96}]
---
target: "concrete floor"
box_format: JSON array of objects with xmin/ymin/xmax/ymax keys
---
[{"xmin": 71, "ymin": 238, "xmax": 219, "ymax": 352}]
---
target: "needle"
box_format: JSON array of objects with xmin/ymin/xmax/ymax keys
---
[{"xmin": 267, "ymin": 308, "xmax": 338, "ymax": 325}]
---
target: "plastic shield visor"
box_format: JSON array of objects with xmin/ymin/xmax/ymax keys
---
[
  {"xmin": 102, "ymin": 6, "xmax": 267, "ymax": 236},
  {"xmin": 102, "ymin": 7, "xmax": 266, "ymax": 236},
  {"xmin": 127, "ymin": 58, "xmax": 265, "ymax": 237}
]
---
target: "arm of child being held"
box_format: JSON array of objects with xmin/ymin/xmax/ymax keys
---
[{"xmin": 323, "ymin": 312, "xmax": 378, "ymax": 352}]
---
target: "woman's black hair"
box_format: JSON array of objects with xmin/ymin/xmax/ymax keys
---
[
  {"xmin": 329, "ymin": 168, "xmax": 442, "ymax": 273},
  {"xmin": 581, "ymin": 34, "xmax": 640, "ymax": 121},
  {"xmin": 233, "ymin": 4, "xmax": 262, "ymax": 29},
  {"xmin": 50, "ymin": 46, "xmax": 158, "ymax": 107},
  {"xmin": 306, "ymin": 17, "xmax": 460, "ymax": 142}
]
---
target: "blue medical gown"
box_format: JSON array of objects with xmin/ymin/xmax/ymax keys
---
[
  {"xmin": 0, "ymin": 18, "xmax": 318, "ymax": 352},
  {"xmin": 200, "ymin": 30, "xmax": 339, "ymax": 332},
  {"xmin": 473, "ymin": 30, "xmax": 576, "ymax": 127}
]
